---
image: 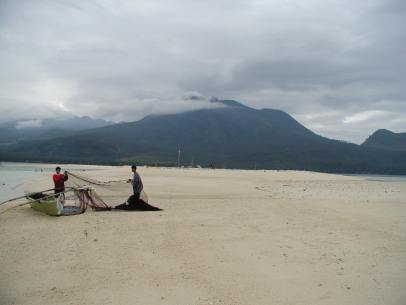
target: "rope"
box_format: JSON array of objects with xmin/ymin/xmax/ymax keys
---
[{"xmin": 67, "ymin": 171, "xmax": 128, "ymax": 186}]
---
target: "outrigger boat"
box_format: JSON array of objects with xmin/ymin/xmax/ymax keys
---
[{"xmin": 26, "ymin": 187, "xmax": 111, "ymax": 216}]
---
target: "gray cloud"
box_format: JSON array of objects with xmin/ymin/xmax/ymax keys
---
[{"xmin": 0, "ymin": 0, "xmax": 405, "ymax": 143}]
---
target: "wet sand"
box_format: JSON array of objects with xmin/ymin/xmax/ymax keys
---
[{"xmin": 1, "ymin": 166, "xmax": 405, "ymax": 305}]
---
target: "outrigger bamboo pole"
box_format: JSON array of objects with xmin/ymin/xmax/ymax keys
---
[{"xmin": 0, "ymin": 187, "xmax": 83, "ymax": 206}]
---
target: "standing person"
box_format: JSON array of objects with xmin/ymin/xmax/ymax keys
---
[
  {"xmin": 53, "ymin": 166, "xmax": 68, "ymax": 195},
  {"xmin": 114, "ymin": 164, "xmax": 161, "ymax": 211},
  {"xmin": 130, "ymin": 165, "xmax": 143, "ymax": 202}
]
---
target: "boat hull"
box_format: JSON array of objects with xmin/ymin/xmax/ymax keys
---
[
  {"xmin": 28, "ymin": 192, "xmax": 84, "ymax": 216},
  {"xmin": 29, "ymin": 198, "xmax": 60, "ymax": 216}
]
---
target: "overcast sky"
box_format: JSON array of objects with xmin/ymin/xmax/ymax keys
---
[{"xmin": 1, "ymin": 0, "xmax": 405, "ymax": 143}]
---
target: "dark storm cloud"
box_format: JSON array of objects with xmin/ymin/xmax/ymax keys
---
[{"xmin": 0, "ymin": 0, "xmax": 405, "ymax": 143}]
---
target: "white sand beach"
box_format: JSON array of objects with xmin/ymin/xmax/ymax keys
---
[{"xmin": 1, "ymin": 166, "xmax": 405, "ymax": 305}]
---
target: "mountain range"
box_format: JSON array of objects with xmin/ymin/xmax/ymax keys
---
[{"xmin": 0, "ymin": 99, "xmax": 405, "ymax": 174}]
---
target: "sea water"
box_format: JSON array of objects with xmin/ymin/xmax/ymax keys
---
[
  {"xmin": 0, "ymin": 163, "xmax": 47, "ymax": 203},
  {"xmin": 343, "ymin": 173, "xmax": 406, "ymax": 182}
]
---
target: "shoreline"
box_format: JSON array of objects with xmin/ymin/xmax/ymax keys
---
[{"xmin": 2, "ymin": 160, "xmax": 406, "ymax": 176}]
